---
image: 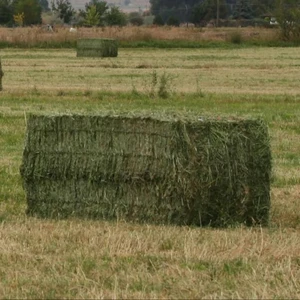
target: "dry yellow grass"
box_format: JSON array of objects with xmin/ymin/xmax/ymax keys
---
[
  {"xmin": 0, "ymin": 217, "xmax": 299, "ymax": 299},
  {"xmin": 0, "ymin": 25, "xmax": 279, "ymax": 45}
]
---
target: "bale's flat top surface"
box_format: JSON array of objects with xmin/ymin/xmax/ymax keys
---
[
  {"xmin": 24, "ymin": 112, "xmax": 260, "ymax": 124},
  {"xmin": 77, "ymin": 38, "xmax": 118, "ymax": 46}
]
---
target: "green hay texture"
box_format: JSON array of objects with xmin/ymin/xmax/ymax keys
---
[
  {"xmin": 77, "ymin": 39, "xmax": 118, "ymax": 57},
  {"xmin": 20, "ymin": 113, "xmax": 272, "ymax": 227}
]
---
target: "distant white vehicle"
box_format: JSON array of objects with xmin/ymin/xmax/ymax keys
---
[
  {"xmin": 270, "ymin": 17, "xmax": 278, "ymax": 26},
  {"xmin": 69, "ymin": 27, "xmax": 77, "ymax": 33}
]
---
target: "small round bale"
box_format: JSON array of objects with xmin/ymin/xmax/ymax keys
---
[{"xmin": 77, "ymin": 38, "xmax": 118, "ymax": 58}]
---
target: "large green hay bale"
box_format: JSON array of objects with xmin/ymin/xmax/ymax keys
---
[
  {"xmin": 20, "ymin": 113, "xmax": 272, "ymax": 227},
  {"xmin": 77, "ymin": 38, "xmax": 118, "ymax": 57}
]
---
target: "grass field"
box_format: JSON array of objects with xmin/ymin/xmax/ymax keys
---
[{"xmin": 0, "ymin": 46, "xmax": 300, "ymax": 298}]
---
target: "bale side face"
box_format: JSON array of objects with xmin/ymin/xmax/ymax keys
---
[
  {"xmin": 77, "ymin": 39, "xmax": 118, "ymax": 57},
  {"xmin": 20, "ymin": 114, "xmax": 271, "ymax": 226}
]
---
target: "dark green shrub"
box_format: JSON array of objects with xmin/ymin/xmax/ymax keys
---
[
  {"xmin": 166, "ymin": 16, "xmax": 180, "ymax": 27},
  {"xmin": 153, "ymin": 15, "xmax": 164, "ymax": 26},
  {"xmin": 228, "ymin": 31, "xmax": 243, "ymax": 44}
]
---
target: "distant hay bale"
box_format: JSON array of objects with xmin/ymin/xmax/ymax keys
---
[
  {"xmin": 20, "ymin": 113, "xmax": 272, "ymax": 227},
  {"xmin": 77, "ymin": 38, "xmax": 118, "ymax": 57}
]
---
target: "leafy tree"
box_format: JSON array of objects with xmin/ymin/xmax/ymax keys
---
[
  {"xmin": 85, "ymin": 0, "xmax": 108, "ymax": 17},
  {"xmin": 0, "ymin": 0, "xmax": 14, "ymax": 25},
  {"xmin": 104, "ymin": 6, "xmax": 127, "ymax": 26},
  {"xmin": 150, "ymin": 0, "xmax": 278, "ymax": 23},
  {"xmin": 150, "ymin": 0, "xmax": 197, "ymax": 14},
  {"xmin": 166, "ymin": 15, "xmax": 180, "ymax": 26},
  {"xmin": 14, "ymin": 0, "xmax": 42, "ymax": 25},
  {"xmin": 150, "ymin": 0, "xmax": 277, "ymax": 17},
  {"xmin": 153, "ymin": 14, "xmax": 164, "ymax": 25},
  {"xmin": 232, "ymin": 0, "xmax": 254, "ymax": 19},
  {"xmin": 151, "ymin": 0, "xmax": 230, "ymax": 25},
  {"xmin": 81, "ymin": 0, "xmax": 108, "ymax": 26},
  {"xmin": 39, "ymin": 0, "xmax": 49, "ymax": 11},
  {"xmin": 51, "ymin": 0, "xmax": 74, "ymax": 24},
  {"xmin": 191, "ymin": 0, "xmax": 228, "ymax": 26},
  {"xmin": 191, "ymin": 1, "xmax": 211, "ymax": 25},
  {"xmin": 275, "ymin": 0, "xmax": 300, "ymax": 40},
  {"xmin": 251, "ymin": 0, "xmax": 275, "ymax": 18},
  {"xmin": 84, "ymin": 4, "xmax": 100, "ymax": 26},
  {"xmin": 128, "ymin": 11, "xmax": 144, "ymax": 26}
]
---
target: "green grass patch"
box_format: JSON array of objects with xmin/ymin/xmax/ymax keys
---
[{"xmin": 2, "ymin": 38, "xmax": 300, "ymax": 50}]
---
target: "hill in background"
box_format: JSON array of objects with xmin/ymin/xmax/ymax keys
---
[{"xmin": 69, "ymin": 0, "xmax": 150, "ymax": 11}]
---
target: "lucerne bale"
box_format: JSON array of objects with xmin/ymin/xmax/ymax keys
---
[
  {"xmin": 20, "ymin": 113, "xmax": 272, "ymax": 227},
  {"xmin": 77, "ymin": 38, "xmax": 118, "ymax": 57}
]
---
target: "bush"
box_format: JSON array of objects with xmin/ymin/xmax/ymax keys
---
[
  {"xmin": 153, "ymin": 15, "xmax": 164, "ymax": 26},
  {"xmin": 104, "ymin": 6, "xmax": 128, "ymax": 26},
  {"xmin": 166, "ymin": 16, "xmax": 180, "ymax": 27},
  {"xmin": 228, "ymin": 31, "xmax": 243, "ymax": 44},
  {"xmin": 276, "ymin": 0, "xmax": 300, "ymax": 41},
  {"xmin": 130, "ymin": 16, "xmax": 144, "ymax": 26}
]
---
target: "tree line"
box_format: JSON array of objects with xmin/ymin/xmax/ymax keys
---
[
  {"xmin": 0, "ymin": 0, "xmax": 131, "ymax": 26},
  {"xmin": 0, "ymin": 0, "xmax": 43, "ymax": 25},
  {"xmin": 150, "ymin": 0, "xmax": 300, "ymax": 27},
  {"xmin": 0, "ymin": 0, "xmax": 300, "ymax": 40}
]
